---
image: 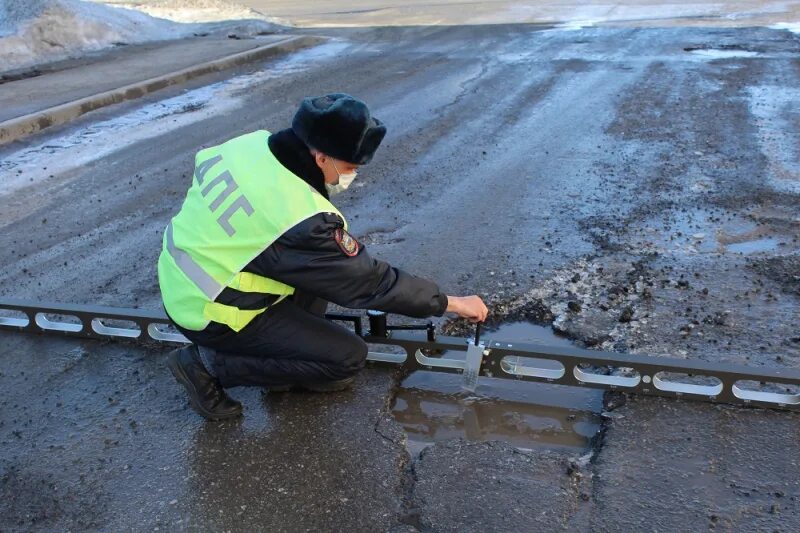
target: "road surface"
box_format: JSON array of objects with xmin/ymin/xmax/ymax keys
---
[{"xmin": 1, "ymin": 17, "xmax": 799, "ymax": 532}]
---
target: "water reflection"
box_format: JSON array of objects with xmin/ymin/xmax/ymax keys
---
[{"xmin": 392, "ymin": 322, "xmax": 604, "ymax": 455}]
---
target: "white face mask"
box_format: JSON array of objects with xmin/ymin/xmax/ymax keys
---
[{"xmin": 326, "ymin": 160, "xmax": 358, "ymax": 196}]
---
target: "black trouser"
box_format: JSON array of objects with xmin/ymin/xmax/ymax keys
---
[{"xmin": 178, "ymin": 295, "xmax": 368, "ymax": 388}]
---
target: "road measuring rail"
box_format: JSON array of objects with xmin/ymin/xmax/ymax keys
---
[{"xmin": 2, "ymin": 298, "xmax": 799, "ymax": 411}]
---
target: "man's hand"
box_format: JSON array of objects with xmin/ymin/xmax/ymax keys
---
[{"xmin": 445, "ymin": 295, "xmax": 489, "ymax": 323}]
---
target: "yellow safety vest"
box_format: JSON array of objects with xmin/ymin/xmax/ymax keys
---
[{"xmin": 157, "ymin": 130, "xmax": 347, "ymax": 332}]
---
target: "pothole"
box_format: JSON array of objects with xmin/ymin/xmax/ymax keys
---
[
  {"xmin": 390, "ymin": 321, "xmax": 603, "ymax": 457},
  {"xmin": 632, "ymin": 207, "xmax": 795, "ymax": 255},
  {"xmin": 357, "ymin": 229, "xmax": 405, "ymax": 246}
]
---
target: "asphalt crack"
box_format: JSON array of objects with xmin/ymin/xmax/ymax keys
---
[
  {"xmin": 369, "ymin": 364, "xmax": 427, "ymax": 530},
  {"xmin": 396, "ymin": 455, "xmax": 426, "ymax": 531}
]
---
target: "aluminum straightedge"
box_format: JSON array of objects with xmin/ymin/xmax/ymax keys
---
[{"xmin": 2, "ymin": 298, "xmax": 799, "ymax": 411}]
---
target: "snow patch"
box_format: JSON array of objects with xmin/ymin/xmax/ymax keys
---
[
  {"xmin": 689, "ymin": 48, "xmax": 761, "ymax": 59},
  {"xmin": 0, "ymin": 0, "xmax": 278, "ymax": 74},
  {"xmin": 552, "ymin": 19, "xmax": 598, "ymax": 31},
  {"xmin": 770, "ymin": 22, "xmax": 800, "ymax": 34}
]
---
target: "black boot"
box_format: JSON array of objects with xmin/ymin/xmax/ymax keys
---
[{"xmin": 167, "ymin": 345, "xmax": 242, "ymax": 420}]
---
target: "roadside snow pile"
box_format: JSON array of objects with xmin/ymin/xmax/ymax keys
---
[
  {"xmin": 1, "ymin": 0, "xmax": 183, "ymax": 72},
  {"xmin": 0, "ymin": 0, "xmax": 279, "ymax": 74},
  {"xmin": 94, "ymin": 0, "xmax": 283, "ymax": 25}
]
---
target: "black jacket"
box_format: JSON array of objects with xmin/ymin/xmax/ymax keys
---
[{"xmin": 190, "ymin": 129, "xmax": 448, "ymax": 341}]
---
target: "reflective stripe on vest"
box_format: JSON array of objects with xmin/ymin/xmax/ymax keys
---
[
  {"xmin": 165, "ymin": 221, "xmax": 220, "ymax": 300},
  {"xmin": 158, "ymin": 130, "xmax": 347, "ymax": 332}
]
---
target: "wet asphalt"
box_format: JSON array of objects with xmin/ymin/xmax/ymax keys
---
[{"xmin": 1, "ymin": 23, "xmax": 799, "ymax": 531}]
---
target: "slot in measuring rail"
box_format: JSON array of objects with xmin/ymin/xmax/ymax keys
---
[{"xmin": 0, "ymin": 298, "xmax": 190, "ymax": 343}]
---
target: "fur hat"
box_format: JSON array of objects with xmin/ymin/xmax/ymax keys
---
[{"xmin": 291, "ymin": 93, "xmax": 386, "ymax": 165}]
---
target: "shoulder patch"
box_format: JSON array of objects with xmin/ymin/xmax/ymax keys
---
[{"xmin": 334, "ymin": 228, "xmax": 360, "ymax": 257}]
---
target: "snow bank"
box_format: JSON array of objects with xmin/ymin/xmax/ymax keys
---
[
  {"xmin": 94, "ymin": 0, "xmax": 283, "ymax": 25},
  {"xmin": 0, "ymin": 0, "xmax": 278, "ymax": 74}
]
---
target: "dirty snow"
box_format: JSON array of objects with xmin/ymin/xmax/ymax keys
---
[
  {"xmin": 0, "ymin": 0, "xmax": 278, "ymax": 73},
  {"xmin": 94, "ymin": 0, "xmax": 284, "ymax": 24}
]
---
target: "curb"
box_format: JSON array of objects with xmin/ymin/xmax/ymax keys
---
[{"xmin": 0, "ymin": 35, "xmax": 323, "ymax": 146}]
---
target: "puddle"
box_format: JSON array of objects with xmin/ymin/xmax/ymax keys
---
[
  {"xmin": 391, "ymin": 322, "xmax": 603, "ymax": 456},
  {"xmin": 725, "ymin": 237, "xmax": 781, "ymax": 254},
  {"xmin": 716, "ymin": 217, "xmax": 786, "ymax": 255},
  {"xmin": 634, "ymin": 207, "xmax": 793, "ymax": 256}
]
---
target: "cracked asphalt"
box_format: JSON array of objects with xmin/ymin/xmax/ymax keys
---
[{"xmin": 1, "ymin": 19, "xmax": 799, "ymax": 532}]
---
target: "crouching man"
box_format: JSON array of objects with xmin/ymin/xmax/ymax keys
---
[{"xmin": 158, "ymin": 93, "xmax": 487, "ymax": 419}]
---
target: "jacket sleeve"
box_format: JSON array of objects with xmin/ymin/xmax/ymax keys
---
[{"xmin": 247, "ymin": 212, "xmax": 448, "ymax": 318}]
